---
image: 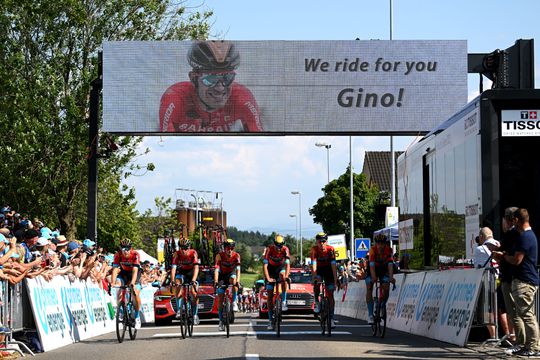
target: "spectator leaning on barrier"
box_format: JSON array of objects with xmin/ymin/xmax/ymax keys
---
[{"xmin": 493, "ymin": 208, "xmax": 540, "ymax": 357}]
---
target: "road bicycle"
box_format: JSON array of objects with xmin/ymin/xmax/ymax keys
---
[
  {"xmin": 175, "ymin": 282, "xmax": 197, "ymax": 339},
  {"xmin": 268, "ymin": 278, "xmax": 290, "ymax": 337},
  {"xmin": 115, "ymin": 285, "xmax": 138, "ymax": 343},
  {"xmin": 314, "ymin": 280, "xmax": 332, "ymax": 337},
  {"xmin": 371, "ymin": 280, "xmax": 396, "ymax": 338},
  {"xmin": 216, "ymin": 282, "xmax": 235, "ymax": 338}
]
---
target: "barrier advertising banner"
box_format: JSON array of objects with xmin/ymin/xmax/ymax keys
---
[
  {"xmin": 25, "ymin": 277, "xmax": 115, "ymax": 352},
  {"xmin": 103, "ymin": 40, "xmax": 467, "ymax": 134}
]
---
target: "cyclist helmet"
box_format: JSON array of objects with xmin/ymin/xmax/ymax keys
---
[
  {"xmin": 374, "ymin": 233, "xmax": 388, "ymax": 243},
  {"xmin": 119, "ymin": 238, "xmax": 132, "ymax": 248},
  {"xmin": 315, "ymin": 232, "xmax": 328, "ymax": 242},
  {"xmin": 224, "ymin": 238, "xmax": 236, "ymax": 248},
  {"xmin": 188, "ymin": 41, "xmax": 240, "ymax": 71},
  {"xmin": 178, "ymin": 238, "xmax": 190, "ymax": 249},
  {"xmin": 274, "ymin": 235, "xmax": 285, "ymax": 247}
]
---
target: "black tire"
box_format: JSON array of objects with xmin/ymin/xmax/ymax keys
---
[
  {"xmin": 320, "ymin": 300, "xmax": 327, "ymax": 335},
  {"xmin": 187, "ymin": 301, "xmax": 194, "ymax": 337},
  {"xmin": 179, "ymin": 301, "xmax": 187, "ymax": 339},
  {"xmin": 116, "ymin": 302, "xmax": 127, "ymax": 343},
  {"xmin": 275, "ymin": 299, "xmax": 281, "ymax": 337},
  {"xmin": 326, "ymin": 303, "xmax": 332, "ymax": 337},
  {"xmin": 371, "ymin": 296, "xmax": 379, "ymax": 337},
  {"xmin": 224, "ymin": 301, "xmax": 231, "ymax": 338},
  {"xmin": 380, "ymin": 303, "xmax": 387, "ymax": 338}
]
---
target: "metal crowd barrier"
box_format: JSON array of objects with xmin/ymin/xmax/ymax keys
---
[{"xmin": 0, "ymin": 280, "xmax": 35, "ymax": 357}]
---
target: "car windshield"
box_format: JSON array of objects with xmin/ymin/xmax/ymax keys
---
[
  {"xmin": 198, "ymin": 269, "xmax": 214, "ymax": 285},
  {"xmin": 289, "ymin": 272, "xmax": 312, "ymax": 284}
]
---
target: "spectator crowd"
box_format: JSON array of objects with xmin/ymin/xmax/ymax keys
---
[{"xmin": 0, "ymin": 205, "xmax": 163, "ymax": 289}]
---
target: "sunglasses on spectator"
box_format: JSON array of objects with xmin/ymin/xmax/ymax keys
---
[{"xmin": 200, "ymin": 72, "xmax": 235, "ymax": 88}]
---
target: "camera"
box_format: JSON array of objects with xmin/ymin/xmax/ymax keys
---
[{"xmin": 84, "ymin": 248, "xmax": 95, "ymax": 256}]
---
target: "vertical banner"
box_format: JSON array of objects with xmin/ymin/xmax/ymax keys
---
[
  {"xmin": 327, "ymin": 234, "xmax": 348, "ymax": 260},
  {"xmin": 398, "ymin": 219, "xmax": 414, "ymax": 250}
]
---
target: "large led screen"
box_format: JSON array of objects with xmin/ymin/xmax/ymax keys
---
[{"xmin": 103, "ymin": 40, "xmax": 467, "ymax": 134}]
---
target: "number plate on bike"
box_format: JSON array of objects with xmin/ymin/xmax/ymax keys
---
[
  {"xmin": 287, "ymin": 300, "xmax": 305, "ymax": 305},
  {"xmin": 198, "ymin": 303, "xmax": 204, "ymax": 309}
]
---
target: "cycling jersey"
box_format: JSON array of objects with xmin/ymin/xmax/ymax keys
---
[
  {"xmin": 172, "ymin": 249, "xmax": 199, "ymax": 271},
  {"xmin": 368, "ymin": 245, "xmax": 393, "ymax": 273},
  {"xmin": 310, "ymin": 245, "xmax": 336, "ymax": 267},
  {"xmin": 159, "ymin": 82, "xmax": 263, "ymax": 132},
  {"xmin": 215, "ymin": 251, "xmax": 241, "ymax": 274},
  {"xmin": 113, "ymin": 250, "xmax": 141, "ymax": 272},
  {"xmin": 264, "ymin": 244, "xmax": 290, "ymax": 267}
]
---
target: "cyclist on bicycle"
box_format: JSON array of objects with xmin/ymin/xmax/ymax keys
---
[
  {"xmin": 110, "ymin": 238, "xmax": 143, "ymax": 329},
  {"xmin": 170, "ymin": 238, "xmax": 200, "ymax": 325},
  {"xmin": 214, "ymin": 238, "xmax": 241, "ymax": 331},
  {"xmin": 263, "ymin": 234, "xmax": 290, "ymax": 330},
  {"xmin": 311, "ymin": 232, "xmax": 338, "ymax": 328},
  {"xmin": 365, "ymin": 233, "xmax": 395, "ymax": 324}
]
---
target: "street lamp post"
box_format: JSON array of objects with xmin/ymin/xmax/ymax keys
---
[
  {"xmin": 291, "ymin": 191, "xmax": 302, "ymax": 264},
  {"xmin": 315, "ymin": 142, "xmax": 332, "ymax": 184},
  {"xmin": 289, "ymin": 214, "xmax": 298, "ymax": 256}
]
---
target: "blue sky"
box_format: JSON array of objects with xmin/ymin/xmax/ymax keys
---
[{"xmin": 124, "ymin": 0, "xmax": 540, "ymax": 237}]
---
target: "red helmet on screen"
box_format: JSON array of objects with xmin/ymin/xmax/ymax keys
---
[{"xmin": 188, "ymin": 41, "xmax": 240, "ymax": 71}]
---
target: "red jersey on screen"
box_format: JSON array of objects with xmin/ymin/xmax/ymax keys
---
[
  {"xmin": 369, "ymin": 245, "xmax": 393, "ymax": 266},
  {"xmin": 159, "ymin": 82, "xmax": 262, "ymax": 132},
  {"xmin": 113, "ymin": 250, "xmax": 141, "ymax": 272},
  {"xmin": 172, "ymin": 249, "xmax": 199, "ymax": 271},
  {"xmin": 215, "ymin": 251, "xmax": 241, "ymax": 274},
  {"xmin": 264, "ymin": 244, "xmax": 290, "ymax": 267},
  {"xmin": 310, "ymin": 245, "xmax": 336, "ymax": 267}
]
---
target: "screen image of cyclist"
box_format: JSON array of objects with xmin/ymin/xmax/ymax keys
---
[{"xmin": 159, "ymin": 40, "xmax": 263, "ymax": 133}]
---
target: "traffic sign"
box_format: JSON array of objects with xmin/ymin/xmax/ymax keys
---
[{"xmin": 355, "ymin": 238, "xmax": 370, "ymax": 260}]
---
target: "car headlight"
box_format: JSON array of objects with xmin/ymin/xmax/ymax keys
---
[{"xmin": 154, "ymin": 295, "xmax": 172, "ymax": 302}]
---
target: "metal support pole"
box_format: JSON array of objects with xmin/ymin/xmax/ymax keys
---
[
  {"xmin": 350, "ymin": 136, "xmax": 354, "ymax": 259},
  {"xmin": 326, "ymin": 146, "xmax": 330, "ymax": 184},
  {"xmin": 86, "ymin": 52, "xmax": 102, "ymax": 243}
]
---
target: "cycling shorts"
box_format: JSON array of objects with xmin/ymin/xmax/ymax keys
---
[
  {"xmin": 265, "ymin": 264, "xmax": 287, "ymax": 291},
  {"xmin": 364, "ymin": 272, "xmax": 390, "ymax": 285},
  {"xmin": 175, "ymin": 268, "xmax": 195, "ymax": 283},
  {"xmin": 314, "ymin": 265, "xmax": 335, "ymax": 291},
  {"xmin": 217, "ymin": 272, "xmax": 237, "ymax": 295},
  {"xmin": 117, "ymin": 269, "xmax": 142, "ymax": 290}
]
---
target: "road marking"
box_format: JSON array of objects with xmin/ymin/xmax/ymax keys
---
[
  {"xmin": 251, "ymin": 323, "xmax": 370, "ymax": 328},
  {"xmin": 142, "ymin": 324, "xmax": 248, "ymax": 330},
  {"xmin": 152, "ymin": 330, "xmax": 352, "ymax": 338},
  {"xmin": 245, "ymin": 354, "xmax": 259, "ymax": 360}
]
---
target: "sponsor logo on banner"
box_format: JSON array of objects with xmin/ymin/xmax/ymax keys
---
[{"xmin": 502, "ymin": 110, "xmax": 540, "ymax": 136}]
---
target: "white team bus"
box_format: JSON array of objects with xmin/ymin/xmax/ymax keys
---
[{"xmin": 397, "ymin": 89, "xmax": 540, "ymax": 268}]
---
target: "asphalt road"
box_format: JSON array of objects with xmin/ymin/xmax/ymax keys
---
[{"xmin": 32, "ymin": 312, "xmax": 505, "ymax": 359}]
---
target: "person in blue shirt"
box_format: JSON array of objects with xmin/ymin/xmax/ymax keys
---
[{"xmin": 493, "ymin": 208, "xmax": 539, "ymax": 357}]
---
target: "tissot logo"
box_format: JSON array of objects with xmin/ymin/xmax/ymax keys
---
[{"xmin": 521, "ymin": 111, "xmax": 537, "ymax": 119}]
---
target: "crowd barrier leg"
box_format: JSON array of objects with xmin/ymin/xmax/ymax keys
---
[
  {"xmin": 481, "ymin": 266, "xmax": 500, "ymax": 347},
  {"xmin": 1, "ymin": 280, "xmax": 35, "ymax": 357}
]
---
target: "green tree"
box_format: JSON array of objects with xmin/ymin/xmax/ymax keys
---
[
  {"xmin": 0, "ymin": 0, "xmax": 212, "ymax": 242},
  {"xmin": 309, "ymin": 166, "xmax": 382, "ymax": 242}
]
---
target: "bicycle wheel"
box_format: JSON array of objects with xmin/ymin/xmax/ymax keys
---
[
  {"xmin": 116, "ymin": 302, "xmax": 127, "ymax": 343},
  {"xmin": 379, "ymin": 302, "xmax": 387, "ymax": 338},
  {"xmin": 320, "ymin": 299, "xmax": 327, "ymax": 335},
  {"xmin": 371, "ymin": 296, "xmax": 379, "ymax": 337},
  {"xmin": 224, "ymin": 300, "xmax": 231, "ymax": 338},
  {"xmin": 187, "ymin": 299, "xmax": 194, "ymax": 337},
  {"xmin": 179, "ymin": 300, "xmax": 187, "ymax": 339},
  {"xmin": 326, "ymin": 300, "xmax": 332, "ymax": 337},
  {"xmin": 127, "ymin": 301, "xmax": 137, "ymax": 340},
  {"xmin": 275, "ymin": 297, "xmax": 281, "ymax": 337}
]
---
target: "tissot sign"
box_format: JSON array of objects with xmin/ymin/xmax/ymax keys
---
[{"xmin": 103, "ymin": 40, "xmax": 467, "ymax": 134}]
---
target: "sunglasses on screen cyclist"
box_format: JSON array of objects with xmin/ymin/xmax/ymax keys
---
[{"xmin": 199, "ymin": 72, "xmax": 236, "ymax": 88}]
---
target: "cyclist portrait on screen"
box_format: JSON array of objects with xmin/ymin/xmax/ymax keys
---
[{"xmin": 159, "ymin": 40, "xmax": 263, "ymax": 133}]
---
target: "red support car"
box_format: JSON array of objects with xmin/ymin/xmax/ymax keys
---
[
  {"xmin": 154, "ymin": 266, "xmax": 220, "ymax": 325},
  {"xmin": 258, "ymin": 268, "xmax": 314, "ymax": 318}
]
